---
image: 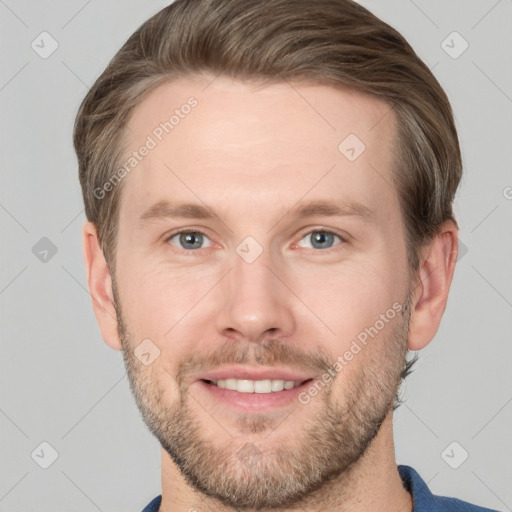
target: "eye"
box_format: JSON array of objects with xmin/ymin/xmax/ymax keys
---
[
  {"xmin": 296, "ymin": 230, "xmax": 343, "ymax": 250},
  {"xmin": 166, "ymin": 228, "xmax": 344, "ymax": 252},
  {"xmin": 167, "ymin": 230, "xmax": 212, "ymax": 250}
]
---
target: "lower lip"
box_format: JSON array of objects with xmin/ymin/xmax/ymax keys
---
[{"xmin": 196, "ymin": 380, "xmax": 313, "ymax": 411}]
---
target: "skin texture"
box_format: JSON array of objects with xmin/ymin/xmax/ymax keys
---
[{"xmin": 83, "ymin": 75, "xmax": 458, "ymax": 512}]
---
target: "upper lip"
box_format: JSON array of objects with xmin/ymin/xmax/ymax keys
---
[{"xmin": 196, "ymin": 366, "xmax": 314, "ymax": 383}]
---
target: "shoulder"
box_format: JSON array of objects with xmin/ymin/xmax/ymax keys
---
[
  {"xmin": 398, "ymin": 465, "xmax": 501, "ymax": 512},
  {"xmin": 141, "ymin": 495, "xmax": 162, "ymax": 512}
]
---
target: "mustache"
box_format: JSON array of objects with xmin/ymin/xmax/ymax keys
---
[{"xmin": 176, "ymin": 337, "xmax": 334, "ymax": 385}]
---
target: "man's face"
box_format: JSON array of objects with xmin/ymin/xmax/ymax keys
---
[{"xmin": 113, "ymin": 76, "xmax": 412, "ymax": 509}]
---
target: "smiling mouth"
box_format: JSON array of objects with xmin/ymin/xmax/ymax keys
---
[{"xmin": 202, "ymin": 378, "xmax": 313, "ymax": 394}]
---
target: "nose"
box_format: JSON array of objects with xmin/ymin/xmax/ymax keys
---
[{"xmin": 214, "ymin": 245, "xmax": 296, "ymax": 343}]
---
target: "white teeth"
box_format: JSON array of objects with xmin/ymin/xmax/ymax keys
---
[
  {"xmin": 212, "ymin": 379, "xmax": 302, "ymax": 393},
  {"xmin": 271, "ymin": 380, "xmax": 285, "ymax": 392}
]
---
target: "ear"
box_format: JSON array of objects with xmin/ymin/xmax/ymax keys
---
[
  {"xmin": 82, "ymin": 221, "xmax": 121, "ymax": 350},
  {"xmin": 407, "ymin": 220, "xmax": 458, "ymax": 351}
]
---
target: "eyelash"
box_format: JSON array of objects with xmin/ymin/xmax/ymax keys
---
[{"xmin": 165, "ymin": 227, "xmax": 345, "ymax": 254}]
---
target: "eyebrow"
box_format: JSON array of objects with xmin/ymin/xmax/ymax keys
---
[{"xmin": 138, "ymin": 199, "xmax": 376, "ymax": 225}]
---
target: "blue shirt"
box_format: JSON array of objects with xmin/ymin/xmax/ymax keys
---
[{"xmin": 141, "ymin": 464, "xmax": 500, "ymax": 511}]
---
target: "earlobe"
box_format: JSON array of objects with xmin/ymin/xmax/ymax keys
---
[
  {"xmin": 407, "ymin": 221, "xmax": 459, "ymax": 351},
  {"xmin": 82, "ymin": 221, "xmax": 122, "ymax": 350}
]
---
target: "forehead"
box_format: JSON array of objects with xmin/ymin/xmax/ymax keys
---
[{"xmin": 118, "ymin": 75, "xmax": 399, "ymax": 224}]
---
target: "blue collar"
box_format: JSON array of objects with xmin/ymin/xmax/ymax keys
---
[{"xmin": 141, "ymin": 464, "xmax": 498, "ymax": 511}]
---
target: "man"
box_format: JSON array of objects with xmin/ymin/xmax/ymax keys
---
[{"xmin": 73, "ymin": 1, "xmax": 499, "ymax": 511}]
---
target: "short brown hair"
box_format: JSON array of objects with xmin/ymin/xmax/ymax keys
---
[{"xmin": 74, "ymin": 0, "xmax": 462, "ymax": 276}]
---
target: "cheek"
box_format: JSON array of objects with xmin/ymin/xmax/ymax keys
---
[
  {"xmin": 293, "ymin": 256, "xmax": 406, "ymax": 346},
  {"xmin": 116, "ymin": 257, "xmax": 219, "ymax": 340}
]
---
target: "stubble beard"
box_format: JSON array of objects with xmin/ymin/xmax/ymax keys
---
[{"xmin": 115, "ymin": 288, "xmax": 410, "ymax": 510}]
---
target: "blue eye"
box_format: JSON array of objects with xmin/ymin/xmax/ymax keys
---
[
  {"xmin": 297, "ymin": 230, "xmax": 342, "ymax": 250},
  {"xmin": 166, "ymin": 229, "xmax": 342, "ymax": 252},
  {"xmin": 167, "ymin": 231, "xmax": 211, "ymax": 250}
]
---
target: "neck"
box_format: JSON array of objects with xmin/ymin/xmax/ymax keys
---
[{"xmin": 158, "ymin": 412, "xmax": 412, "ymax": 512}]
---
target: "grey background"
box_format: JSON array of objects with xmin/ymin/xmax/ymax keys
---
[{"xmin": 1, "ymin": 0, "xmax": 511, "ymax": 510}]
